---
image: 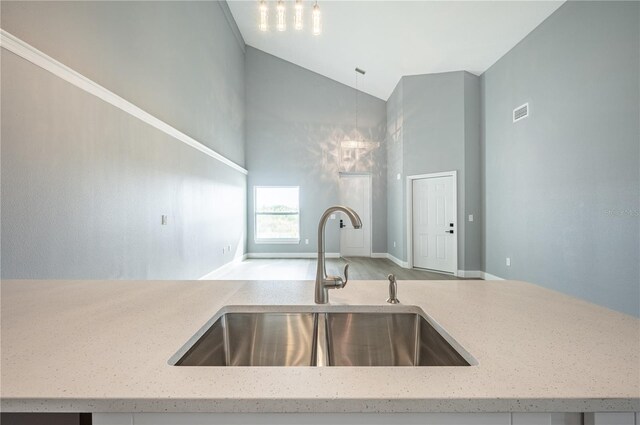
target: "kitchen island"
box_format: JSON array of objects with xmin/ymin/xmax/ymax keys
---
[{"xmin": 1, "ymin": 279, "xmax": 638, "ymax": 424}]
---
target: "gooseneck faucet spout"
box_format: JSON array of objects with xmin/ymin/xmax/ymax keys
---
[{"xmin": 315, "ymin": 206, "xmax": 362, "ymax": 304}]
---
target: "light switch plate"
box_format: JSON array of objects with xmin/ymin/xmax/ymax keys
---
[
  {"xmin": 468, "ymin": 214, "xmax": 474, "ymax": 222},
  {"xmin": 506, "ymin": 257, "xmax": 511, "ymax": 266},
  {"xmin": 330, "ymin": 214, "xmax": 335, "ymax": 219}
]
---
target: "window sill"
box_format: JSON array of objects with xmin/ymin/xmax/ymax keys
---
[{"xmin": 254, "ymin": 239, "xmax": 300, "ymax": 245}]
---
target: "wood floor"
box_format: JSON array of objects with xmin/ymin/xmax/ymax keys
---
[{"xmin": 208, "ymin": 257, "xmax": 462, "ymax": 280}]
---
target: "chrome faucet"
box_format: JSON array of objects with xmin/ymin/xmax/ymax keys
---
[
  {"xmin": 315, "ymin": 206, "xmax": 362, "ymax": 304},
  {"xmin": 387, "ymin": 274, "xmax": 400, "ymax": 304}
]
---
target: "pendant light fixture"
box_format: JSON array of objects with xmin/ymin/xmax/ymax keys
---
[
  {"xmin": 340, "ymin": 67, "xmax": 378, "ymax": 172},
  {"xmin": 312, "ymin": 1, "xmax": 321, "ymax": 35},
  {"xmin": 354, "ymin": 67, "xmax": 365, "ymax": 143},
  {"xmin": 276, "ymin": 0, "xmax": 286, "ymax": 32},
  {"xmin": 294, "ymin": 0, "xmax": 303, "ymax": 30},
  {"xmin": 258, "ymin": 1, "xmax": 320, "ymax": 34},
  {"xmin": 259, "ymin": 0, "xmax": 268, "ymax": 31}
]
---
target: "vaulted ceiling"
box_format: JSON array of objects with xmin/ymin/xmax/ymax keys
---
[{"xmin": 228, "ymin": 0, "xmax": 565, "ymax": 100}]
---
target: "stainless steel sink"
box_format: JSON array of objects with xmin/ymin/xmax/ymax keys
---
[
  {"xmin": 176, "ymin": 312, "xmax": 317, "ymax": 366},
  {"xmin": 323, "ymin": 312, "xmax": 470, "ymax": 366},
  {"xmin": 171, "ymin": 306, "xmax": 475, "ymax": 367}
]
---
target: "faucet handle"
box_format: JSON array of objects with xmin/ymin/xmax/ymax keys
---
[
  {"xmin": 324, "ymin": 263, "xmax": 349, "ymax": 289},
  {"xmin": 341, "ymin": 263, "xmax": 350, "ymax": 288}
]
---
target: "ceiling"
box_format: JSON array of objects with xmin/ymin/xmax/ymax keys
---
[{"xmin": 228, "ymin": 0, "xmax": 564, "ymax": 100}]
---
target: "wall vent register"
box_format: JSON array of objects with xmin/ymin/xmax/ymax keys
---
[{"xmin": 513, "ymin": 102, "xmax": 529, "ymax": 122}]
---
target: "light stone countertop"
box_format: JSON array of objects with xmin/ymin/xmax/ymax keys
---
[{"xmin": 1, "ymin": 279, "xmax": 638, "ymax": 413}]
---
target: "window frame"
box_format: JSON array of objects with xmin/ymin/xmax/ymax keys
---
[{"xmin": 254, "ymin": 186, "xmax": 301, "ymax": 244}]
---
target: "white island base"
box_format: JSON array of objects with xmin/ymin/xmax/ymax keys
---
[{"xmin": 94, "ymin": 412, "xmax": 639, "ymax": 425}]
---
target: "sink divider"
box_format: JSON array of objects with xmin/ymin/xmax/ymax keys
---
[
  {"xmin": 221, "ymin": 314, "xmax": 231, "ymax": 367},
  {"xmin": 315, "ymin": 313, "xmax": 329, "ymax": 367}
]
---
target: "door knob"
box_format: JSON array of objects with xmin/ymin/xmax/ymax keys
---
[{"xmin": 446, "ymin": 230, "xmax": 454, "ymax": 234}]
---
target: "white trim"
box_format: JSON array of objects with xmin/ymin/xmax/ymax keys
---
[
  {"xmin": 386, "ymin": 253, "xmax": 409, "ymax": 268},
  {"xmin": 338, "ymin": 174, "xmax": 373, "ymax": 258},
  {"xmin": 372, "ymin": 252, "xmax": 410, "ymax": 268},
  {"xmin": 0, "ymin": 29, "xmax": 248, "ymax": 176},
  {"xmin": 201, "ymin": 251, "xmax": 501, "ymax": 280},
  {"xmin": 457, "ymin": 270, "xmax": 483, "ymax": 279},
  {"xmin": 406, "ymin": 171, "xmax": 458, "ymax": 274},
  {"xmin": 414, "ymin": 267, "xmax": 456, "ymax": 277},
  {"xmin": 198, "ymin": 254, "xmax": 248, "ymax": 280},
  {"xmin": 481, "ymin": 271, "xmax": 504, "ymax": 281},
  {"xmin": 253, "ymin": 240, "xmax": 300, "ymax": 245},
  {"xmin": 247, "ymin": 252, "xmax": 339, "ymax": 259},
  {"xmin": 406, "ymin": 171, "xmax": 459, "ymax": 180}
]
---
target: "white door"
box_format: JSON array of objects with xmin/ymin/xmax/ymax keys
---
[
  {"xmin": 412, "ymin": 176, "xmax": 456, "ymax": 273},
  {"xmin": 339, "ymin": 175, "xmax": 371, "ymax": 257}
]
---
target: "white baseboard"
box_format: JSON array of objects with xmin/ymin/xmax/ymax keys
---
[
  {"xmin": 202, "ymin": 252, "xmax": 502, "ymax": 281},
  {"xmin": 481, "ymin": 271, "xmax": 504, "ymax": 280},
  {"xmin": 385, "ymin": 253, "xmax": 409, "ymax": 268},
  {"xmin": 457, "ymin": 270, "xmax": 484, "ymax": 279},
  {"xmin": 247, "ymin": 252, "xmax": 337, "ymax": 259},
  {"xmin": 199, "ymin": 253, "xmax": 248, "ymax": 280}
]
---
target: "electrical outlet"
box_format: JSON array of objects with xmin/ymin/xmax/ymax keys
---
[
  {"xmin": 468, "ymin": 214, "xmax": 474, "ymax": 222},
  {"xmin": 506, "ymin": 257, "xmax": 511, "ymax": 267},
  {"xmin": 161, "ymin": 215, "xmax": 168, "ymax": 225},
  {"xmin": 305, "ymin": 239, "xmax": 309, "ymax": 245}
]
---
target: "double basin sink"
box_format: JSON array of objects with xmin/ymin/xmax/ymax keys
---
[{"xmin": 171, "ymin": 305, "xmax": 475, "ymax": 367}]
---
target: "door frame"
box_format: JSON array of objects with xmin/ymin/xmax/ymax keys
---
[
  {"xmin": 406, "ymin": 170, "xmax": 458, "ymax": 275},
  {"xmin": 338, "ymin": 172, "xmax": 373, "ymax": 258}
]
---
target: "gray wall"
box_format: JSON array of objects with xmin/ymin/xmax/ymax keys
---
[
  {"xmin": 245, "ymin": 47, "xmax": 387, "ymax": 255},
  {"xmin": 1, "ymin": 1, "xmax": 247, "ymax": 279},
  {"xmin": 482, "ymin": 1, "xmax": 640, "ymax": 316},
  {"xmin": 386, "ymin": 80, "xmax": 405, "ymax": 260},
  {"xmin": 1, "ymin": 1, "xmax": 245, "ymax": 165},
  {"xmin": 385, "ymin": 71, "xmax": 482, "ymax": 272},
  {"xmin": 464, "ymin": 73, "xmax": 483, "ymax": 272}
]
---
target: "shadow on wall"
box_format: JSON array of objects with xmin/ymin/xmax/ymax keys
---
[{"xmin": 308, "ymin": 126, "xmax": 384, "ymax": 177}]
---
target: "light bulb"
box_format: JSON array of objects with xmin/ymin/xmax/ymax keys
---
[
  {"xmin": 294, "ymin": 0, "xmax": 303, "ymax": 30},
  {"xmin": 277, "ymin": 0, "xmax": 286, "ymax": 32},
  {"xmin": 312, "ymin": 2, "xmax": 321, "ymax": 35},
  {"xmin": 259, "ymin": 0, "xmax": 268, "ymax": 32}
]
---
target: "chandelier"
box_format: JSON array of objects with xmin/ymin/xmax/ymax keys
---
[
  {"xmin": 259, "ymin": 0, "xmax": 321, "ymax": 35},
  {"xmin": 340, "ymin": 67, "xmax": 381, "ymax": 172}
]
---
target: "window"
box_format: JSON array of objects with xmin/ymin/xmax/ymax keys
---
[{"xmin": 254, "ymin": 186, "xmax": 300, "ymax": 243}]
